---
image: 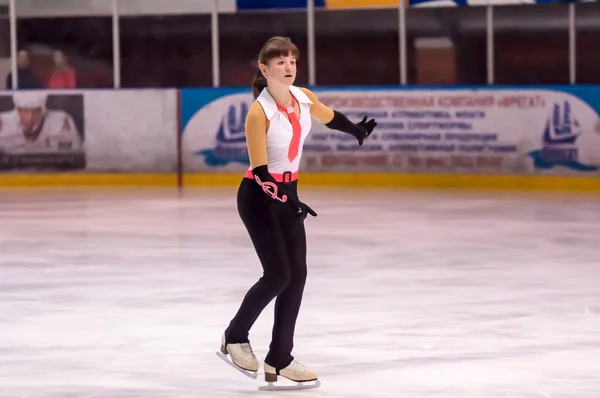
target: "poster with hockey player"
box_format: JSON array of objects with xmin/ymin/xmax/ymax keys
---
[{"xmin": 0, "ymin": 91, "xmax": 85, "ymax": 171}]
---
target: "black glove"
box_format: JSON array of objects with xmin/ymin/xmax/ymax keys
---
[
  {"xmin": 251, "ymin": 165, "xmax": 317, "ymax": 219},
  {"xmin": 296, "ymin": 201, "xmax": 317, "ymax": 220},
  {"xmin": 355, "ymin": 115, "xmax": 377, "ymax": 146},
  {"xmin": 251, "ymin": 165, "xmax": 290, "ymax": 203},
  {"xmin": 325, "ymin": 110, "xmax": 377, "ymax": 146}
]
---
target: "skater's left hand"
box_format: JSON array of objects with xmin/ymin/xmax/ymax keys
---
[
  {"xmin": 296, "ymin": 201, "xmax": 317, "ymax": 220},
  {"xmin": 355, "ymin": 116, "xmax": 377, "ymax": 146}
]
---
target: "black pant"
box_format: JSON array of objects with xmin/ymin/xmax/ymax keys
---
[{"xmin": 224, "ymin": 177, "xmax": 307, "ymax": 370}]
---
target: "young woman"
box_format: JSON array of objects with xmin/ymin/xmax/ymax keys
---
[{"xmin": 219, "ymin": 36, "xmax": 377, "ymax": 387}]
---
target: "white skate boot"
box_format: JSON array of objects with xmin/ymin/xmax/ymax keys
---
[
  {"xmin": 259, "ymin": 359, "xmax": 321, "ymax": 391},
  {"xmin": 216, "ymin": 334, "xmax": 259, "ymax": 379}
]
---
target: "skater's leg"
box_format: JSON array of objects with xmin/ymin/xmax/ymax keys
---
[
  {"xmin": 225, "ymin": 179, "xmax": 292, "ymax": 344},
  {"xmin": 261, "ymin": 179, "xmax": 311, "ymax": 369},
  {"xmin": 262, "ymin": 220, "xmax": 318, "ymax": 384},
  {"xmin": 264, "ymin": 216, "xmax": 307, "ymax": 369},
  {"xmin": 262, "ymin": 214, "xmax": 318, "ymax": 384}
]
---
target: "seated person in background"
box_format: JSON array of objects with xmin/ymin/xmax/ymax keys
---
[
  {"xmin": 47, "ymin": 49, "xmax": 77, "ymax": 89},
  {"xmin": 5, "ymin": 49, "xmax": 43, "ymax": 90}
]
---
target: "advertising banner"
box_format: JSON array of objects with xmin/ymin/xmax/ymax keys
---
[
  {"xmin": 408, "ymin": 0, "xmax": 595, "ymax": 6},
  {"xmin": 0, "ymin": 89, "xmax": 178, "ymax": 173},
  {"xmin": 181, "ymin": 86, "xmax": 600, "ymax": 176},
  {"xmin": 181, "ymin": 88, "xmax": 253, "ymax": 174},
  {"xmin": 0, "ymin": 91, "xmax": 86, "ymax": 172},
  {"xmin": 236, "ymin": 0, "xmax": 595, "ymax": 10}
]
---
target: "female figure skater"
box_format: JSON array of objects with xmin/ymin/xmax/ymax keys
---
[{"xmin": 219, "ymin": 36, "xmax": 377, "ymax": 388}]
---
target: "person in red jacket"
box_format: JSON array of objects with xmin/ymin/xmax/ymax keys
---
[{"xmin": 47, "ymin": 49, "xmax": 77, "ymax": 89}]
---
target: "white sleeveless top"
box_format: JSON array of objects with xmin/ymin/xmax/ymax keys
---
[{"xmin": 248, "ymin": 85, "xmax": 313, "ymax": 176}]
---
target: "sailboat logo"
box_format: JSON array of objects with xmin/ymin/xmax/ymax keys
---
[
  {"xmin": 528, "ymin": 101, "xmax": 598, "ymax": 172},
  {"xmin": 196, "ymin": 102, "xmax": 250, "ymax": 166}
]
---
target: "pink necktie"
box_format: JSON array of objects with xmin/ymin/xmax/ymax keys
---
[{"xmin": 277, "ymin": 96, "xmax": 302, "ymax": 162}]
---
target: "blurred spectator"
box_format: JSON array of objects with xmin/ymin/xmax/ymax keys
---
[
  {"xmin": 47, "ymin": 49, "xmax": 77, "ymax": 89},
  {"xmin": 5, "ymin": 49, "xmax": 43, "ymax": 90}
]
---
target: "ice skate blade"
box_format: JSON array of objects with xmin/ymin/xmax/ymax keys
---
[
  {"xmin": 258, "ymin": 379, "xmax": 321, "ymax": 391},
  {"xmin": 216, "ymin": 351, "xmax": 258, "ymax": 380}
]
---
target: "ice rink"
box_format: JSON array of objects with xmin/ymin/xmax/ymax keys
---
[{"xmin": 1, "ymin": 186, "xmax": 600, "ymax": 398}]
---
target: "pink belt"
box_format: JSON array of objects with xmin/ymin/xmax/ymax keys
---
[{"xmin": 244, "ymin": 169, "xmax": 299, "ymax": 183}]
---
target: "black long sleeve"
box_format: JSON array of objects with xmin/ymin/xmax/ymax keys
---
[{"xmin": 325, "ymin": 110, "xmax": 364, "ymax": 140}]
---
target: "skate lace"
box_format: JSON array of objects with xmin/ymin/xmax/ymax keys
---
[
  {"xmin": 290, "ymin": 360, "xmax": 311, "ymax": 372},
  {"xmin": 239, "ymin": 343, "xmax": 256, "ymax": 360}
]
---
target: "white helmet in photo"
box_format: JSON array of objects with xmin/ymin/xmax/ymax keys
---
[{"xmin": 12, "ymin": 91, "xmax": 47, "ymax": 111}]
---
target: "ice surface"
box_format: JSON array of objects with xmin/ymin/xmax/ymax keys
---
[{"xmin": 1, "ymin": 187, "xmax": 600, "ymax": 398}]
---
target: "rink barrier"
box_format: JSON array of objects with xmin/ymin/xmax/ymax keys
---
[
  {"xmin": 0, "ymin": 85, "xmax": 599, "ymax": 192},
  {"xmin": 3, "ymin": 172, "xmax": 600, "ymax": 192}
]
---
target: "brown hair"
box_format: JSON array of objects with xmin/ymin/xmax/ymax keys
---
[{"xmin": 251, "ymin": 36, "xmax": 300, "ymax": 99}]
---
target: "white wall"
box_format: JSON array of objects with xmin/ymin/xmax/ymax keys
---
[{"xmin": 0, "ymin": 0, "xmax": 236, "ymax": 17}]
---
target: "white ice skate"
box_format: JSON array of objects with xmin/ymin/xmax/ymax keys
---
[
  {"xmin": 216, "ymin": 334, "xmax": 259, "ymax": 380},
  {"xmin": 259, "ymin": 360, "xmax": 321, "ymax": 391}
]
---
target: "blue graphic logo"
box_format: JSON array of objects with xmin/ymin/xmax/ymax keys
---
[
  {"xmin": 528, "ymin": 101, "xmax": 598, "ymax": 172},
  {"xmin": 196, "ymin": 102, "xmax": 250, "ymax": 166}
]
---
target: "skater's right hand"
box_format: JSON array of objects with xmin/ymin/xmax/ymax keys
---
[{"xmin": 251, "ymin": 165, "xmax": 291, "ymax": 203}]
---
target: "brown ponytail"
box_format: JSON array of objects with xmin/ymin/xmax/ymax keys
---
[
  {"xmin": 251, "ymin": 69, "xmax": 267, "ymax": 100},
  {"xmin": 251, "ymin": 36, "xmax": 300, "ymax": 100}
]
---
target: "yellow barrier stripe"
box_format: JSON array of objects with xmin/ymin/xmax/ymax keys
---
[
  {"xmin": 0, "ymin": 173, "xmax": 177, "ymax": 187},
  {"xmin": 184, "ymin": 173, "xmax": 600, "ymax": 192},
  {"xmin": 0, "ymin": 173, "xmax": 598, "ymax": 192},
  {"xmin": 326, "ymin": 0, "xmax": 400, "ymax": 9}
]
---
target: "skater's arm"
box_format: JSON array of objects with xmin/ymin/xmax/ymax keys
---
[
  {"xmin": 244, "ymin": 103, "xmax": 292, "ymax": 203},
  {"xmin": 300, "ymin": 87, "xmax": 377, "ymax": 146},
  {"xmin": 299, "ymin": 87, "xmax": 334, "ymax": 124},
  {"xmin": 243, "ymin": 101, "xmax": 316, "ymax": 218},
  {"xmin": 245, "ymin": 102, "xmax": 269, "ymax": 169}
]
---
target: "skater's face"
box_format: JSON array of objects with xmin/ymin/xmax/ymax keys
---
[{"xmin": 260, "ymin": 51, "xmax": 296, "ymax": 87}]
